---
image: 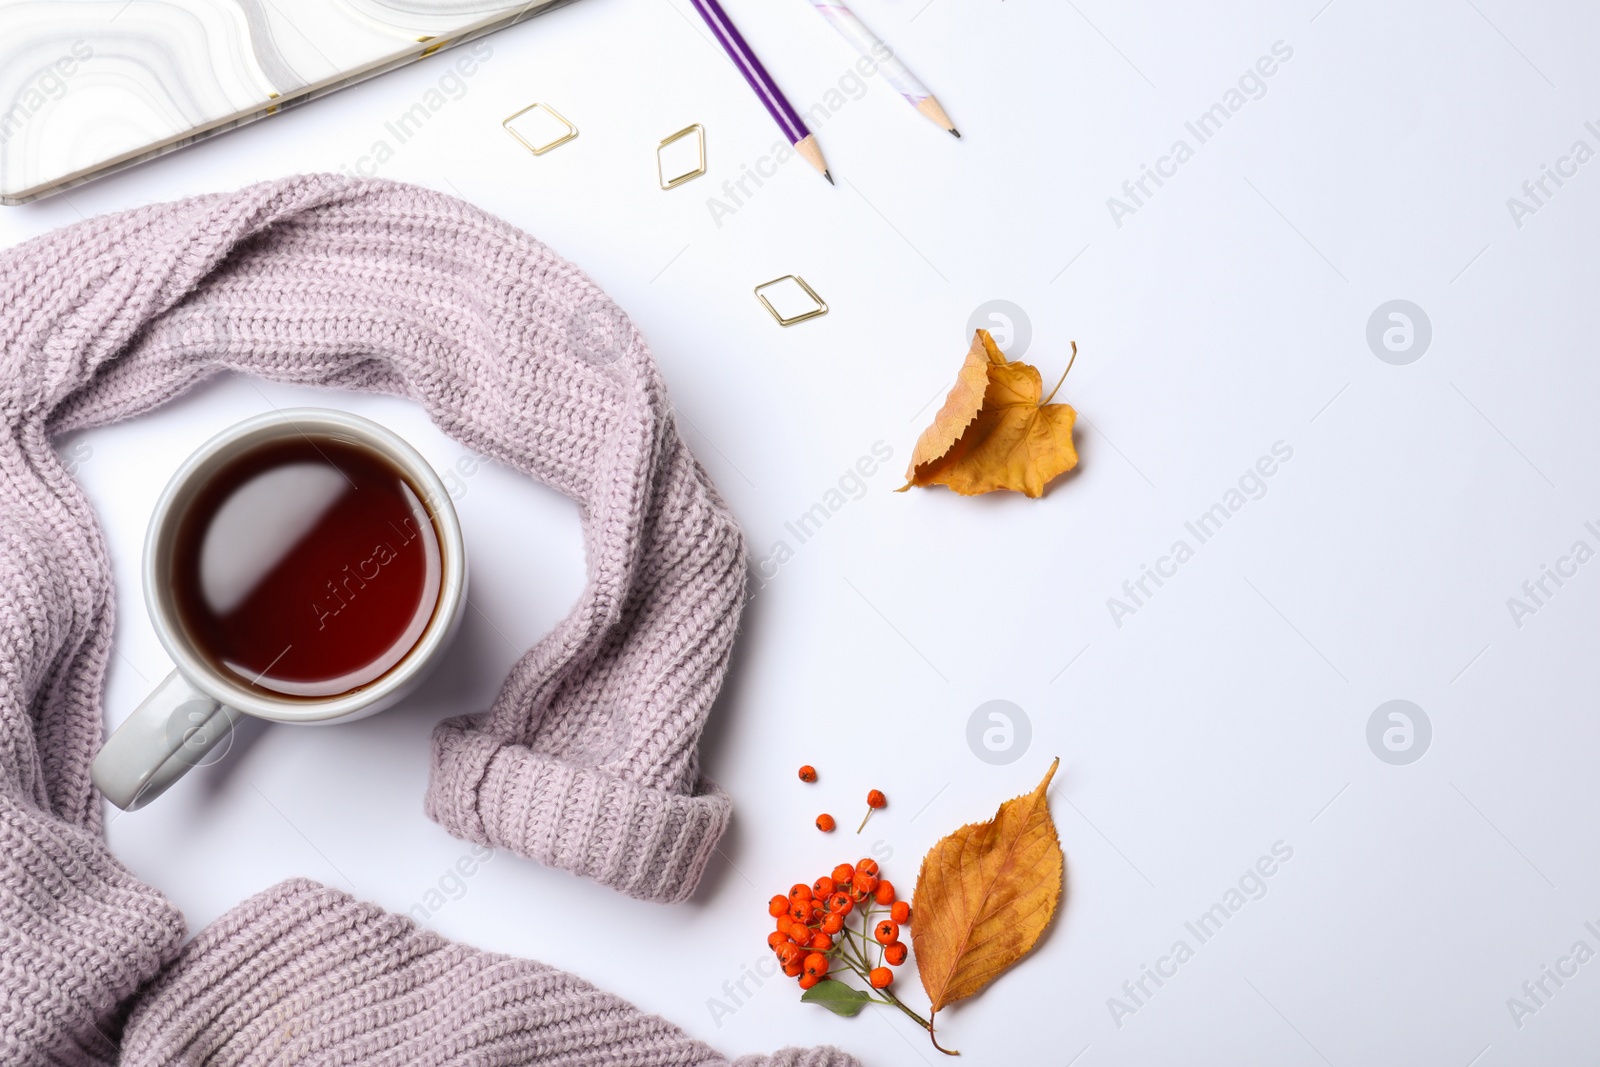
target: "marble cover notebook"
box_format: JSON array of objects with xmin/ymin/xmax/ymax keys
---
[{"xmin": 0, "ymin": 0, "xmax": 571, "ymax": 205}]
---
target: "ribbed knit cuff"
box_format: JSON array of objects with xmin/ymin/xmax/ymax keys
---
[
  {"xmin": 120, "ymin": 878, "xmax": 857, "ymax": 1067},
  {"xmin": 426, "ymin": 719, "xmax": 733, "ymax": 904},
  {"xmin": 0, "ymin": 794, "xmax": 185, "ymax": 1065}
]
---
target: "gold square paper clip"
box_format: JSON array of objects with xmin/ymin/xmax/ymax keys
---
[
  {"xmin": 754, "ymin": 275, "xmax": 829, "ymax": 327},
  {"xmin": 503, "ymin": 102, "xmax": 578, "ymax": 156},
  {"xmin": 657, "ymin": 124, "xmax": 707, "ymax": 190}
]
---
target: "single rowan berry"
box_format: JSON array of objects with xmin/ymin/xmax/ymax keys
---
[
  {"xmin": 813, "ymin": 875, "xmax": 836, "ymax": 898},
  {"xmin": 788, "ymin": 899, "xmax": 811, "ymax": 923},
  {"xmin": 799, "ymin": 765, "xmax": 817, "ymax": 783},
  {"xmin": 884, "ymin": 941, "xmax": 908, "ymax": 966},
  {"xmin": 809, "ymin": 931, "xmax": 833, "ymax": 951},
  {"xmin": 868, "ymin": 966, "xmax": 893, "ymax": 989},
  {"xmin": 803, "ymin": 952, "xmax": 829, "ymax": 978},
  {"xmin": 875, "ymin": 919, "xmax": 899, "ymax": 945},
  {"xmin": 857, "ymin": 858, "xmax": 880, "ymax": 876},
  {"xmin": 821, "ymin": 913, "xmax": 844, "ymax": 935},
  {"xmin": 799, "ymin": 973, "xmax": 822, "ymax": 990},
  {"xmin": 777, "ymin": 943, "xmax": 804, "ymax": 968},
  {"xmin": 768, "ymin": 894, "xmax": 788, "ymax": 917},
  {"xmin": 790, "ymin": 883, "xmax": 813, "ymax": 902},
  {"xmin": 826, "ymin": 891, "xmax": 854, "ymax": 915},
  {"xmin": 784, "ymin": 960, "xmax": 804, "ymax": 978},
  {"xmin": 767, "ymin": 930, "xmax": 789, "ymax": 949},
  {"xmin": 832, "ymin": 863, "xmax": 855, "ymax": 885},
  {"xmin": 853, "ymin": 872, "xmax": 880, "ymax": 896},
  {"xmin": 874, "ymin": 879, "xmax": 896, "ymax": 905},
  {"xmin": 790, "ymin": 920, "xmax": 814, "ymax": 943},
  {"xmin": 891, "ymin": 900, "xmax": 911, "ymax": 925},
  {"xmin": 858, "ymin": 791, "xmax": 886, "ymax": 832},
  {"xmin": 777, "ymin": 914, "xmax": 793, "ymax": 932},
  {"xmin": 816, "ymin": 813, "xmax": 836, "ymax": 832}
]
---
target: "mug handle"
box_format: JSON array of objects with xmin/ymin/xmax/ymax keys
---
[{"xmin": 91, "ymin": 670, "xmax": 241, "ymax": 811}]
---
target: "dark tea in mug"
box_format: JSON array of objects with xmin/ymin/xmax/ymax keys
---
[{"xmin": 169, "ymin": 434, "xmax": 443, "ymax": 698}]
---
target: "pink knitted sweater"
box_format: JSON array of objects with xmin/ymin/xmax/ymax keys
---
[{"xmin": 0, "ymin": 176, "xmax": 854, "ymax": 1066}]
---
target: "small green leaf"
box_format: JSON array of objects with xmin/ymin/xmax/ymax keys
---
[{"xmin": 801, "ymin": 979, "xmax": 873, "ymax": 1017}]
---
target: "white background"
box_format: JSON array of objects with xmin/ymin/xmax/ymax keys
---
[{"xmin": 3, "ymin": 0, "xmax": 1599, "ymax": 1064}]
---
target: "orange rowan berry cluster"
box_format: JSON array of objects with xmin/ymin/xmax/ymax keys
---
[{"xmin": 765, "ymin": 857, "xmax": 913, "ymax": 994}]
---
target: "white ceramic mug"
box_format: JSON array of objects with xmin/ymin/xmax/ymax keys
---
[{"xmin": 90, "ymin": 409, "xmax": 467, "ymax": 811}]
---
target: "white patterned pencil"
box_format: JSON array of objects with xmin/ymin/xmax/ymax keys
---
[{"xmin": 803, "ymin": 0, "xmax": 959, "ymax": 136}]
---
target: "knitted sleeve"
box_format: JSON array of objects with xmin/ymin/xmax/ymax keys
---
[
  {"xmin": 119, "ymin": 879, "xmax": 852, "ymax": 1067},
  {"xmin": 0, "ymin": 314, "xmax": 191, "ymax": 1060}
]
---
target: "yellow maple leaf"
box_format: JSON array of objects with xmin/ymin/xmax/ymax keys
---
[
  {"xmin": 899, "ymin": 331, "xmax": 1079, "ymax": 497},
  {"xmin": 911, "ymin": 758, "xmax": 1064, "ymax": 1054}
]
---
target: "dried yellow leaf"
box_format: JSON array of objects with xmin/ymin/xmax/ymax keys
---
[
  {"xmin": 900, "ymin": 331, "xmax": 1078, "ymax": 497},
  {"xmin": 912, "ymin": 759, "xmax": 1064, "ymax": 1049}
]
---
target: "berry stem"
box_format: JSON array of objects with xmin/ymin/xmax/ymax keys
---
[
  {"xmin": 857, "ymin": 809, "xmax": 872, "ymax": 834},
  {"xmin": 885, "ymin": 988, "xmax": 949, "ymax": 1051},
  {"xmin": 832, "ymin": 904, "xmax": 951, "ymax": 1052}
]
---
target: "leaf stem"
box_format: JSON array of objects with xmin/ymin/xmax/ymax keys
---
[
  {"xmin": 1040, "ymin": 341, "xmax": 1078, "ymax": 406},
  {"xmin": 927, "ymin": 1009, "xmax": 959, "ymax": 1057}
]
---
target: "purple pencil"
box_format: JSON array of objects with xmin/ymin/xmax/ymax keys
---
[{"xmin": 688, "ymin": 0, "xmax": 833, "ymax": 184}]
